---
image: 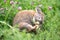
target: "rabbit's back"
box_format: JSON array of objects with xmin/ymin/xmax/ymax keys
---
[{"xmin": 13, "ymin": 10, "xmax": 36, "ymax": 26}]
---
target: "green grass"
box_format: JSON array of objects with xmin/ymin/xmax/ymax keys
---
[{"xmin": 0, "ymin": 0, "xmax": 60, "ymax": 40}]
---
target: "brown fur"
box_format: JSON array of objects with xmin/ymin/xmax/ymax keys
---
[
  {"xmin": 13, "ymin": 10, "xmax": 36, "ymax": 25},
  {"xmin": 13, "ymin": 8, "xmax": 44, "ymax": 33}
]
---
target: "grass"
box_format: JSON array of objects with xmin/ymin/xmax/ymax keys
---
[{"xmin": 0, "ymin": 0, "xmax": 60, "ymax": 40}]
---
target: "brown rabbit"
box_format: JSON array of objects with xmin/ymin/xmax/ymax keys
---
[{"xmin": 13, "ymin": 6, "xmax": 44, "ymax": 33}]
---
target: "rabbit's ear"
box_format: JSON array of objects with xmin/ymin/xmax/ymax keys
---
[{"xmin": 35, "ymin": 6, "xmax": 41, "ymax": 14}]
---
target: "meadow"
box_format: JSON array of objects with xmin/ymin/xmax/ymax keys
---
[{"xmin": 0, "ymin": 0, "xmax": 60, "ymax": 40}]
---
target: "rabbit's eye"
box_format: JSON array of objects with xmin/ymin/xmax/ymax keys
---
[
  {"xmin": 39, "ymin": 17, "xmax": 40, "ymax": 19},
  {"xmin": 39, "ymin": 17, "xmax": 41, "ymax": 20}
]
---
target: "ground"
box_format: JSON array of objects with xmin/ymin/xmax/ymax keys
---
[{"xmin": 0, "ymin": 0, "xmax": 60, "ymax": 40}]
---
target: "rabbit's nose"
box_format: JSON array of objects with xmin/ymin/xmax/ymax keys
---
[{"xmin": 39, "ymin": 21, "xmax": 42, "ymax": 24}]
